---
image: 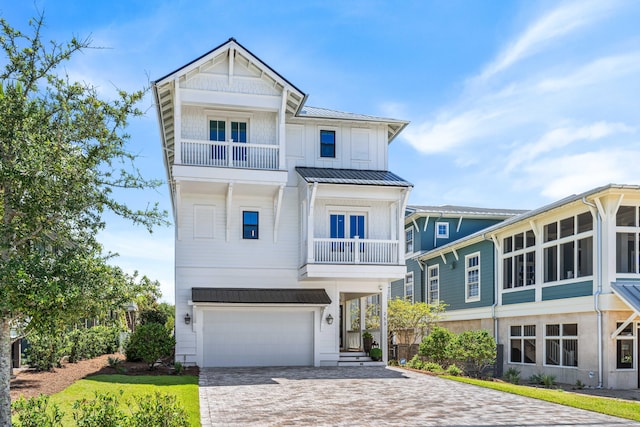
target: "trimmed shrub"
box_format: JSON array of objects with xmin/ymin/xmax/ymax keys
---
[
  {"xmin": 12, "ymin": 395, "xmax": 64, "ymax": 427},
  {"xmin": 24, "ymin": 332, "xmax": 67, "ymax": 371},
  {"xmin": 128, "ymin": 392, "xmax": 189, "ymax": 427},
  {"xmin": 451, "ymin": 329, "xmax": 496, "ymax": 378},
  {"xmin": 125, "ymin": 322, "xmax": 175, "ymax": 368},
  {"xmin": 419, "ymin": 326, "xmax": 455, "ymax": 366},
  {"xmin": 369, "ymin": 347, "xmax": 382, "ymax": 361},
  {"xmin": 72, "ymin": 392, "xmax": 127, "ymax": 427},
  {"xmin": 407, "ymin": 354, "xmax": 424, "ymax": 370},
  {"xmin": 68, "ymin": 326, "xmax": 121, "ymax": 363}
]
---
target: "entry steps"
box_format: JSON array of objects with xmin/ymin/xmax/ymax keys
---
[{"xmin": 337, "ymin": 351, "xmax": 386, "ymax": 367}]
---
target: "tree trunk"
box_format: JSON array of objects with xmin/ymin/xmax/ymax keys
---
[{"xmin": 0, "ymin": 317, "xmax": 12, "ymax": 427}]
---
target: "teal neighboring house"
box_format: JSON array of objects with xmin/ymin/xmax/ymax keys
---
[
  {"xmin": 391, "ymin": 205, "xmax": 523, "ymax": 303},
  {"xmin": 411, "ymin": 184, "xmax": 640, "ymax": 390}
]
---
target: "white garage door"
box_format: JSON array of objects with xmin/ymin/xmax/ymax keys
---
[{"xmin": 203, "ymin": 310, "xmax": 314, "ymax": 367}]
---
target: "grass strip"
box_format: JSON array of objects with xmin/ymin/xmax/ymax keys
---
[
  {"xmin": 442, "ymin": 375, "xmax": 640, "ymax": 422},
  {"xmin": 50, "ymin": 374, "xmax": 200, "ymax": 426}
]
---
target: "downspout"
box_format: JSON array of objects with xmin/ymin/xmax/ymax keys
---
[
  {"xmin": 484, "ymin": 233, "xmax": 499, "ymax": 343},
  {"xmin": 582, "ymin": 197, "xmax": 603, "ymax": 388}
]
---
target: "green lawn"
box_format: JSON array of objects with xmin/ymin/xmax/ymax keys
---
[
  {"xmin": 49, "ymin": 374, "xmax": 200, "ymax": 426},
  {"xmin": 443, "ymin": 375, "xmax": 640, "ymax": 422}
]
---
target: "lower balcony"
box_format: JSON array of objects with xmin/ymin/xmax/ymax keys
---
[{"xmin": 300, "ymin": 238, "xmax": 405, "ymax": 280}]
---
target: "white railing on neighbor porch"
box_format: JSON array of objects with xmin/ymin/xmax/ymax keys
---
[
  {"xmin": 313, "ymin": 238, "xmax": 399, "ymax": 264},
  {"xmin": 181, "ymin": 139, "xmax": 279, "ymax": 170}
]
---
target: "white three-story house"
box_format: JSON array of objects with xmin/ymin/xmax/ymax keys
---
[{"xmin": 153, "ymin": 38, "xmax": 412, "ymax": 367}]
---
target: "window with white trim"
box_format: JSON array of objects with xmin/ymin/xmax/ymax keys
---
[
  {"xmin": 209, "ymin": 117, "xmax": 249, "ymax": 161},
  {"xmin": 405, "ymin": 272, "xmax": 414, "ymax": 303},
  {"xmin": 542, "ymin": 212, "xmax": 593, "ymax": 283},
  {"xmin": 320, "ymin": 129, "xmax": 336, "ymax": 158},
  {"xmin": 465, "ymin": 252, "xmax": 480, "ymax": 302},
  {"xmin": 427, "ymin": 265, "xmax": 439, "ymax": 303},
  {"xmin": 406, "ymin": 228, "xmax": 414, "ymax": 253},
  {"xmin": 616, "ymin": 205, "xmax": 640, "ymax": 273},
  {"xmin": 436, "ymin": 222, "xmax": 449, "ymax": 239},
  {"xmin": 510, "ymin": 325, "xmax": 536, "ymax": 364},
  {"xmin": 615, "ymin": 322, "xmax": 634, "ymax": 370},
  {"xmin": 545, "ymin": 323, "xmax": 578, "ymax": 367},
  {"xmin": 503, "ymin": 230, "xmax": 536, "ymax": 289}
]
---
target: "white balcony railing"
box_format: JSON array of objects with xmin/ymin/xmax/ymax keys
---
[
  {"xmin": 181, "ymin": 139, "xmax": 279, "ymax": 170},
  {"xmin": 312, "ymin": 238, "xmax": 399, "ymax": 265}
]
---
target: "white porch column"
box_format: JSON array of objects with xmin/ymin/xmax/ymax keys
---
[
  {"xmin": 173, "ymin": 79, "xmax": 182, "ymax": 165},
  {"xmin": 307, "ymin": 183, "xmax": 317, "ymax": 264},
  {"xmin": 381, "ymin": 286, "xmax": 388, "ymax": 363},
  {"xmin": 278, "ymin": 89, "xmax": 287, "ymax": 170}
]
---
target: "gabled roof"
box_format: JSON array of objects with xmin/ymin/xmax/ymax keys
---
[
  {"xmin": 415, "ymin": 184, "xmax": 640, "ymax": 262},
  {"xmin": 296, "ymin": 167, "xmax": 413, "ymax": 187},
  {"xmin": 192, "ymin": 288, "xmax": 331, "ymax": 305},
  {"xmin": 298, "ymin": 106, "xmax": 409, "ymax": 142}
]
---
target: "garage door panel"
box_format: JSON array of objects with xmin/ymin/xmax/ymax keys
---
[{"xmin": 203, "ymin": 310, "xmax": 314, "ymax": 367}]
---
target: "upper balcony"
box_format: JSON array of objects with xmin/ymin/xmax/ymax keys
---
[{"xmin": 181, "ymin": 138, "xmax": 279, "ymax": 170}]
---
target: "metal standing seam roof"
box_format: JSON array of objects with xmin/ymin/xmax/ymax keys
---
[
  {"xmin": 296, "ymin": 167, "xmax": 413, "ymax": 187},
  {"xmin": 298, "ymin": 106, "xmax": 408, "ymax": 124},
  {"xmin": 191, "ymin": 288, "xmax": 332, "ymax": 305},
  {"xmin": 413, "ymin": 184, "xmax": 640, "ymax": 261},
  {"xmin": 612, "ymin": 282, "xmax": 640, "ymax": 313},
  {"xmin": 407, "ymin": 205, "xmax": 527, "ymax": 217}
]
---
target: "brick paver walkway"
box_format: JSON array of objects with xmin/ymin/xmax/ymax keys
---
[{"xmin": 199, "ymin": 366, "xmax": 640, "ymax": 426}]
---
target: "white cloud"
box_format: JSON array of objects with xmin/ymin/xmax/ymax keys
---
[{"xmin": 477, "ymin": 0, "xmax": 617, "ymax": 81}]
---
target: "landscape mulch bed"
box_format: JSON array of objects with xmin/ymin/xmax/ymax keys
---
[{"xmin": 10, "ymin": 353, "xmax": 199, "ymax": 402}]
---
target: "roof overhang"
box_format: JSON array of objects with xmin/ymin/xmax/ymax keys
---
[
  {"xmin": 612, "ymin": 282, "xmax": 640, "ymax": 315},
  {"xmin": 191, "ymin": 287, "xmax": 331, "ymax": 305}
]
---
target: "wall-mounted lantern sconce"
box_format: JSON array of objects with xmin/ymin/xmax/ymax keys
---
[
  {"xmin": 326, "ymin": 314, "xmax": 334, "ymax": 325},
  {"xmin": 184, "ymin": 313, "xmax": 191, "ymax": 325}
]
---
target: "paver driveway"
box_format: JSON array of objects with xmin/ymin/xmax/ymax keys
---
[{"xmin": 199, "ymin": 366, "xmax": 640, "ymax": 426}]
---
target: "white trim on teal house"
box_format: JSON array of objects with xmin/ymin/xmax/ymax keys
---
[{"xmin": 414, "ymin": 184, "xmax": 640, "ymax": 389}]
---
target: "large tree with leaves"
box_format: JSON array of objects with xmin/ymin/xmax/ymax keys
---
[{"xmin": 0, "ymin": 15, "xmax": 167, "ymax": 423}]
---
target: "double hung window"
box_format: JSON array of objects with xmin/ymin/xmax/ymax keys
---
[
  {"xmin": 406, "ymin": 228, "xmax": 414, "ymax": 253},
  {"xmin": 465, "ymin": 252, "xmax": 480, "ymax": 302},
  {"xmin": 242, "ymin": 211, "xmax": 259, "ymax": 239},
  {"xmin": 615, "ymin": 323, "xmax": 634, "ymax": 369},
  {"xmin": 405, "ymin": 272, "xmax": 414, "ymax": 303},
  {"xmin": 427, "ymin": 265, "xmax": 439, "ymax": 303},
  {"xmin": 320, "ymin": 130, "xmax": 336, "ymax": 158}
]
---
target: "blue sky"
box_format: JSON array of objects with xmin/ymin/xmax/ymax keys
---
[{"xmin": 3, "ymin": 1, "xmax": 640, "ymax": 303}]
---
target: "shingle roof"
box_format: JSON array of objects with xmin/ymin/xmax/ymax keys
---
[
  {"xmin": 407, "ymin": 205, "xmax": 527, "ymax": 217},
  {"xmin": 191, "ymin": 288, "xmax": 332, "ymax": 305},
  {"xmin": 296, "ymin": 167, "xmax": 413, "ymax": 187}
]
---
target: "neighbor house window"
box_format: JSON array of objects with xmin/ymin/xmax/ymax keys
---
[
  {"xmin": 616, "ymin": 205, "xmax": 640, "ymax": 273},
  {"xmin": 465, "ymin": 252, "xmax": 480, "ymax": 302},
  {"xmin": 545, "ymin": 323, "xmax": 578, "ymax": 367},
  {"xmin": 320, "ymin": 130, "xmax": 336, "ymax": 158},
  {"xmin": 405, "ymin": 272, "xmax": 414, "ymax": 303},
  {"xmin": 510, "ymin": 325, "xmax": 536, "ymax": 364},
  {"xmin": 242, "ymin": 211, "xmax": 259, "ymax": 239},
  {"xmin": 427, "ymin": 265, "xmax": 439, "ymax": 303},
  {"xmin": 406, "ymin": 228, "xmax": 414, "ymax": 253},
  {"xmin": 436, "ymin": 222, "xmax": 449, "ymax": 239},
  {"xmin": 616, "ymin": 322, "xmax": 634, "ymax": 370},
  {"xmin": 502, "ymin": 230, "xmax": 536, "ymax": 289},
  {"xmin": 543, "ymin": 212, "xmax": 593, "ymax": 283}
]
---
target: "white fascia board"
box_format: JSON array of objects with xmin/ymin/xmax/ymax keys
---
[
  {"xmin": 313, "ymin": 184, "xmax": 404, "ymax": 201},
  {"xmin": 300, "ymin": 264, "xmax": 406, "ymax": 281},
  {"xmin": 173, "ymin": 165, "xmax": 287, "ymax": 186},
  {"xmin": 181, "ymin": 88, "xmax": 281, "ymax": 111},
  {"xmin": 495, "ymin": 296, "xmax": 594, "ymax": 318}
]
